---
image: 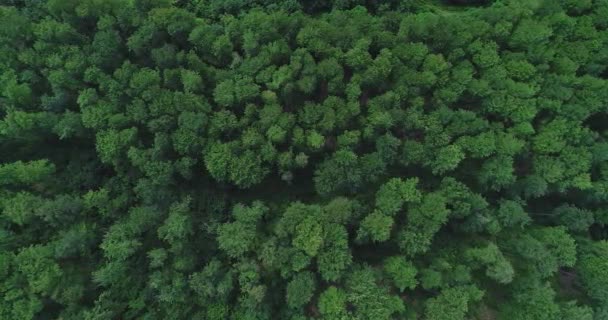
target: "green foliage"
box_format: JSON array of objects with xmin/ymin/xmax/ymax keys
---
[
  {"xmin": 384, "ymin": 256, "xmax": 418, "ymax": 292},
  {"xmin": 358, "ymin": 211, "xmax": 394, "ymax": 242},
  {"xmin": 424, "ymin": 285, "xmax": 484, "ymax": 320},
  {"xmin": 293, "ymin": 217, "xmax": 323, "ymax": 256},
  {"xmin": 560, "ymin": 301, "xmax": 593, "ymax": 320},
  {"xmin": 465, "ymin": 243, "xmax": 514, "ymax": 284},
  {"xmin": 217, "ymin": 203, "xmax": 267, "ymax": 258},
  {"xmin": 0, "ymin": 160, "xmax": 55, "ymax": 186},
  {"xmin": 375, "ymin": 177, "xmax": 421, "ymax": 215},
  {"xmin": 204, "ymin": 143, "xmax": 269, "ymax": 188},
  {"xmin": 286, "ymin": 271, "xmax": 316, "ymax": 309},
  {"xmin": 500, "ymin": 284, "xmax": 560, "ymax": 320},
  {"xmin": 432, "ymin": 144, "xmax": 465, "ymax": 174},
  {"xmin": 398, "ymin": 192, "xmax": 450, "ymax": 255},
  {"xmin": 213, "ymin": 76, "xmax": 260, "ymax": 107},
  {"xmin": 346, "ymin": 266, "xmax": 405, "ymax": 319},
  {"xmin": 15, "ymin": 245, "xmax": 62, "ymax": 295},
  {"xmin": 314, "ymin": 149, "xmax": 362, "ymax": 196},
  {"xmin": 1, "ymin": 0, "xmax": 607, "ymax": 318},
  {"xmin": 318, "ymin": 286, "xmax": 347, "ymax": 317},
  {"xmin": 578, "ymin": 241, "xmax": 608, "ymax": 304}
]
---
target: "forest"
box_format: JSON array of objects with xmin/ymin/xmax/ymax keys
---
[{"xmin": 1, "ymin": 0, "xmax": 608, "ymax": 319}]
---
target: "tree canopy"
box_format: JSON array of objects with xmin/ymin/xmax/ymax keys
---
[{"xmin": 2, "ymin": 0, "xmax": 608, "ymax": 319}]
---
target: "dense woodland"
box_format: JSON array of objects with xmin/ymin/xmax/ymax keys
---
[{"xmin": 1, "ymin": 0, "xmax": 608, "ymax": 319}]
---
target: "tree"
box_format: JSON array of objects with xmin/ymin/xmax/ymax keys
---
[
  {"xmin": 560, "ymin": 301, "xmax": 593, "ymax": 320},
  {"xmin": 465, "ymin": 243, "xmax": 514, "ymax": 284},
  {"xmin": 578, "ymin": 241, "xmax": 608, "ymax": 304},
  {"xmin": 213, "ymin": 76, "xmax": 260, "ymax": 108},
  {"xmin": 0, "ymin": 160, "xmax": 55, "ymax": 186},
  {"xmin": 398, "ymin": 192, "xmax": 450, "ymax": 256},
  {"xmin": 314, "ymin": 149, "xmax": 362, "ymax": 196},
  {"xmin": 384, "ymin": 256, "xmax": 418, "ymax": 292},
  {"xmin": 496, "ymin": 200, "xmax": 530, "ymax": 229},
  {"xmin": 286, "ymin": 271, "xmax": 316, "ymax": 309},
  {"xmin": 553, "ymin": 205, "xmax": 594, "ymax": 232},
  {"xmin": 499, "ymin": 284, "xmax": 561, "ymax": 320},
  {"xmin": 317, "ymin": 224, "xmax": 352, "ymax": 281},
  {"xmin": 157, "ymin": 197, "xmax": 193, "ymax": 248},
  {"xmin": 293, "ymin": 216, "xmax": 323, "ymax": 256},
  {"xmin": 424, "ymin": 285, "xmax": 484, "ymax": 320},
  {"xmin": 375, "ymin": 177, "xmax": 421, "ymax": 215},
  {"xmin": 346, "ymin": 266, "xmax": 405, "ymax": 320},
  {"xmin": 15, "ymin": 245, "xmax": 63, "ymax": 295},
  {"xmin": 509, "ymin": 19, "xmax": 553, "ymax": 49},
  {"xmin": 318, "ymin": 286, "xmax": 348, "ymax": 318},
  {"xmin": 358, "ymin": 211, "xmax": 394, "ymax": 242},
  {"xmin": 217, "ymin": 202, "xmax": 267, "ymax": 258},
  {"xmin": 204, "ymin": 143, "xmax": 269, "ymax": 188},
  {"xmin": 95, "ymin": 128, "xmax": 138, "ymax": 165},
  {"xmin": 432, "ymin": 144, "xmax": 465, "ymax": 174}
]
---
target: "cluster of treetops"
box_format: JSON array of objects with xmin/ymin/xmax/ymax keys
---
[{"xmin": 1, "ymin": 0, "xmax": 608, "ymax": 319}]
